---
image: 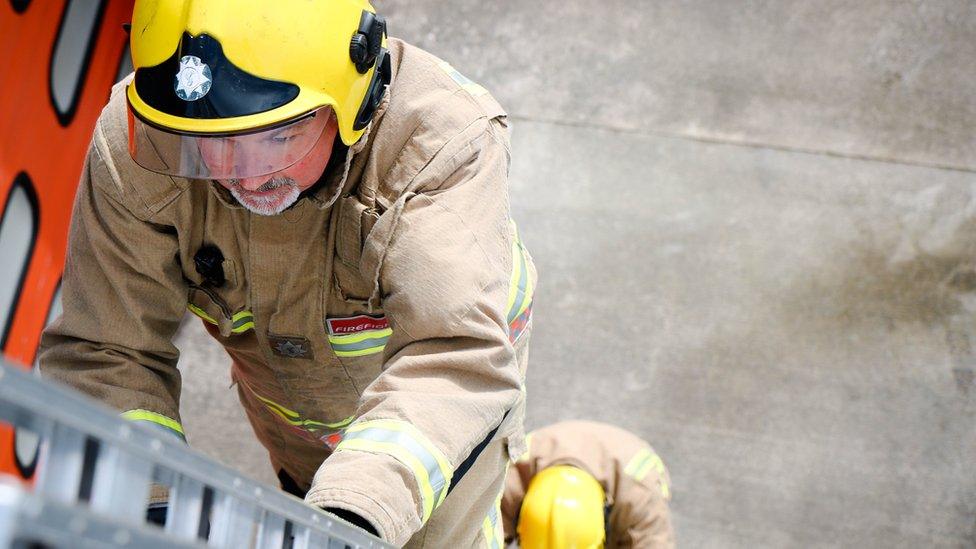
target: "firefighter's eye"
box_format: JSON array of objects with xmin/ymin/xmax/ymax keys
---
[{"xmin": 270, "ymin": 134, "xmax": 298, "ymax": 144}]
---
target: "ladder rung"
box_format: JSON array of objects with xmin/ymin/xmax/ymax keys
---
[
  {"xmin": 33, "ymin": 423, "xmax": 86, "ymax": 504},
  {"xmin": 89, "ymin": 442, "xmax": 154, "ymax": 523}
]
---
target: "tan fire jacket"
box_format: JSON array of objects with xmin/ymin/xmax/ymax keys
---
[
  {"xmin": 39, "ymin": 38, "xmax": 536, "ymax": 546},
  {"xmin": 502, "ymin": 421, "xmax": 674, "ymax": 548}
]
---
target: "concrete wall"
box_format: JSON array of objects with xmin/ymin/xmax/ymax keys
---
[
  {"xmin": 380, "ymin": 0, "xmax": 976, "ymax": 170},
  {"xmin": 176, "ymin": 2, "xmax": 976, "ymax": 547}
]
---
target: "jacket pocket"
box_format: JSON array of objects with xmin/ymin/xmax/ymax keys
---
[
  {"xmin": 334, "ymin": 196, "xmax": 380, "ymax": 302},
  {"xmin": 323, "ymin": 310, "xmax": 388, "ymax": 395},
  {"xmin": 187, "ymin": 282, "xmax": 254, "ymax": 338}
]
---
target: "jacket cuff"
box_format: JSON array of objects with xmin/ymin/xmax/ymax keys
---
[
  {"xmin": 121, "ymin": 409, "xmax": 186, "ymax": 441},
  {"xmin": 305, "ymin": 450, "xmax": 422, "ymax": 546}
]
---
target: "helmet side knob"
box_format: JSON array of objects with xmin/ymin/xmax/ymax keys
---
[
  {"xmin": 349, "ymin": 33, "xmax": 369, "ymax": 70},
  {"xmin": 350, "ymin": 11, "xmax": 387, "ymax": 74}
]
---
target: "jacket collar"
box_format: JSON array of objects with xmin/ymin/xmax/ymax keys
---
[{"xmin": 305, "ymin": 40, "xmax": 400, "ymax": 210}]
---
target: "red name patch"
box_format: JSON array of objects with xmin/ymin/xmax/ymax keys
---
[{"xmin": 327, "ymin": 314, "xmax": 389, "ymax": 335}]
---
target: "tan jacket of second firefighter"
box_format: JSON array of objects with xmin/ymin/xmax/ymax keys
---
[{"xmin": 503, "ymin": 420, "xmax": 674, "ymax": 548}]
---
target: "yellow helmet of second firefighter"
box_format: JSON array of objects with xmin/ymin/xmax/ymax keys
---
[
  {"xmin": 125, "ymin": 0, "xmax": 391, "ymax": 179},
  {"xmin": 518, "ymin": 465, "xmax": 607, "ymax": 549}
]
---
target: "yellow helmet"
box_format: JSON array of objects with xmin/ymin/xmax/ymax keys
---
[
  {"xmin": 125, "ymin": 0, "xmax": 391, "ymax": 179},
  {"xmin": 518, "ymin": 465, "xmax": 607, "ymax": 549}
]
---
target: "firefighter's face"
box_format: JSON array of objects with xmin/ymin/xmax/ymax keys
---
[{"xmin": 208, "ymin": 113, "xmax": 339, "ymax": 216}]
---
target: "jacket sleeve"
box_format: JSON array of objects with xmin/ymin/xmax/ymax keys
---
[
  {"xmin": 305, "ymin": 119, "xmax": 528, "ymax": 544},
  {"xmin": 616, "ymin": 482, "xmax": 676, "ymax": 548},
  {"xmin": 38, "ymin": 128, "xmax": 188, "ymax": 440},
  {"xmin": 617, "ymin": 445, "xmax": 676, "ymax": 548}
]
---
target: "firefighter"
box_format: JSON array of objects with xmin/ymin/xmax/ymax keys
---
[
  {"xmin": 38, "ymin": 1, "xmax": 535, "ymax": 546},
  {"xmin": 502, "ymin": 421, "xmax": 674, "ymax": 548}
]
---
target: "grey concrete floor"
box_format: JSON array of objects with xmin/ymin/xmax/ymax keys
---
[{"xmin": 176, "ymin": 2, "xmax": 976, "ymax": 547}]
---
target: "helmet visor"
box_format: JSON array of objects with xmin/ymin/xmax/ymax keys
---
[{"xmin": 127, "ymin": 105, "xmax": 333, "ymax": 180}]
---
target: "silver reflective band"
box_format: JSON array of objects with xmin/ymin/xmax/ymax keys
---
[
  {"xmin": 329, "ymin": 334, "xmax": 390, "ymax": 354},
  {"xmin": 508, "ymin": 243, "xmax": 528, "ymax": 324},
  {"xmin": 337, "ymin": 420, "xmax": 454, "ymax": 522},
  {"xmin": 344, "ymin": 427, "xmax": 450, "ymax": 500}
]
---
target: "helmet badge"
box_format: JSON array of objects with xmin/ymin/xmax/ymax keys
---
[{"xmin": 174, "ymin": 55, "xmax": 212, "ymax": 101}]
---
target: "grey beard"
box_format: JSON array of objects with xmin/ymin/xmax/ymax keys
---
[{"xmin": 227, "ymin": 177, "xmax": 301, "ymax": 216}]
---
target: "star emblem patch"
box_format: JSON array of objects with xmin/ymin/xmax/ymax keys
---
[
  {"xmin": 174, "ymin": 55, "xmax": 212, "ymax": 101},
  {"xmin": 275, "ymin": 340, "xmax": 306, "ymax": 358},
  {"xmin": 268, "ymin": 335, "xmax": 313, "ymax": 360}
]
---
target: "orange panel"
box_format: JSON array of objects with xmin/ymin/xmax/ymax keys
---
[{"xmin": 0, "ymin": 0, "xmax": 135, "ymax": 482}]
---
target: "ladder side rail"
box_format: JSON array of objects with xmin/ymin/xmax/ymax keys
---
[
  {"xmin": 0, "ymin": 362, "xmax": 393, "ymax": 548},
  {"xmin": 0, "ymin": 480, "xmax": 208, "ymax": 549}
]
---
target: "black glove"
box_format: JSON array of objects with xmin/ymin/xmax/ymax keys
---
[{"xmin": 324, "ymin": 507, "xmax": 379, "ymax": 538}]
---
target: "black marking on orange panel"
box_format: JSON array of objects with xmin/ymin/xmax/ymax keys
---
[
  {"xmin": 0, "ymin": 173, "xmax": 40, "ymax": 350},
  {"xmin": 48, "ymin": 0, "xmax": 109, "ymax": 127},
  {"xmin": 10, "ymin": 0, "xmax": 30, "ymax": 14}
]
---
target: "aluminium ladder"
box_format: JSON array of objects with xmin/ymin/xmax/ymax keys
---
[{"xmin": 0, "ymin": 359, "xmax": 393, "ymax": 549}]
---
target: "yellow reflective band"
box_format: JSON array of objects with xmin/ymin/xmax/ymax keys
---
[
  {"xmin": 121, "ymin": 409, "xmax": 184, "ymax": 437},
  {"xmin": 267, "ymin": 407, "xmax": 303, "ymax": 426},
  {"xmin": 187, "ymin": 303, "xmax": 217, "ymax": 325},
  {"xmin": 624, "ymin": 448, "xmax": 653, "ymax": 477},
  {"xmin": 306, "ymin": 415, "xmax": 356, "ymax": 430},
  {"xmin": 340, "ymin": 419, "xmax": 454, "ymax": 523},
  {"xmin": 480, "ymin": 486, "xmax": 504, "ymax": 549},
  {"xmin": 341, "ymin": 438, "xmax": 438, "ymax": 522},
  {"xmin": 635, "ymin": 453, "xmax": 670, "ymax": 499},
  {"xmin": 515, "ymin": 248, "xmax": 534, "ymax": 320},
  {"xmin": 634, "ymin": 453, "xmax": 662, "ymax": 482},
  {"xmin": 437, "ymin": 60, "xmax": 489, "ymax": 97},
  {"xmin": 506, "ymin": 239, "xmax": 523, "ymax": 316},
  {"xmin": 252, "ymin": 392, "xmax": 354, "ymax": 431},
  {"xmin": 333, "ymin": 347, "xmax": 385, "ymax": 358},
  {"xmin": 482, "ymin": 514, "xmax": 501, "ymax": 549},
  {"xmin": 518, "ymin": 433, "xmax": 533, "ymax": 462},
  {"xmin": 328, "ymin": 328, "xmax": 392, "ymax": 357},
  {"xmin": 265, "ymin": 406, "xmax": 305, "ymax": 427},
  {"xmin": 506, "ymin": 221, "xmax": 534, "ymax": 325},
  {"xmin": 253, "ymin": 393, "xmax": 299, "ymax": 419},
  {"xmin": 482, "ymin": 517, "xmax": 494, "ymax": 548},
  {"xmin": 231, "ymin": 310, "xmax": 255, "ymax": 333},
  {"xmin": 187, "ymin": 305, "xmax": 255, "ymax": 333},
  {"xmin": 232, "ymin": 322, "xmax": 254, "ymax": 333},
  {"xmin": 625, "ymin": 448, "xmax": 670, "ymax": 497}
]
